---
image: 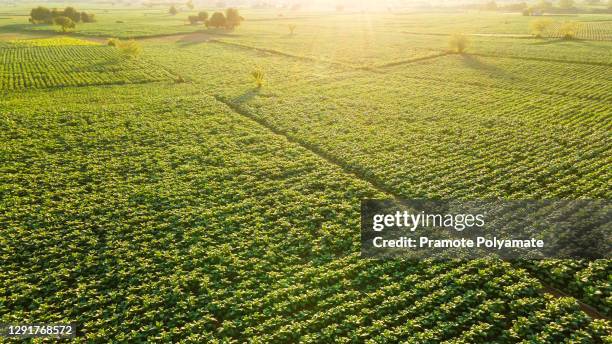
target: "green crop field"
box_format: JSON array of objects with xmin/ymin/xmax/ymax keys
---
[{"xmin": 0, "ymin": 1, "xmax": 611, "ymax": 342}]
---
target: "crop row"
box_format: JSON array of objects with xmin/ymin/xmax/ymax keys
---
[
  {"xmin": 0, "ymin": 44, "xmax": 172, "ymax": 90},
  {"xmin": 144, "ymin": 42, "xmax": 612, "ymax": 312},
  {"xmin": 2, "ymin": 84, "xmax": 610, "ymax": 342},
  {"xmin": 544, "ymin": 21, "xmax": 612, "ymax": 41}
]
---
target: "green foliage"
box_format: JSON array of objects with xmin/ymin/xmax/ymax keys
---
[
  {"xmin": 29, "ymin": 6, "xmax": 94, "ymax": 25},
  {"xmin": 53, "ymin": 16, "xmax": 75, "ymax": 33},
  {"xmin": 530, "ymin": 18, "xmax": 552, "ymax": 37},
  {"xmin": 116, "ymin": 39, "xmax": 143, "ymax": 58},
  {"xmin": 558, "ymin": 21, "xmax": 580, "ymax": 39},
  {"xmin": 251, "ymin": 68, "xmax": 265, "ymax": 87},
  {"xmin": 208, "ymin": 12, "xmax": 226, "ymax": 28},
  {"xmin": 225, "ymin": 8, "xmax": 244, "ymax": 29},
  {"xmin": 169, "ymin": 5, "xmax": 178, "ymax": 15},
  {"xmin": 29, "ymin": 6, "xmax": 52, "ymax": 24},
  {"xmin": 107, "ymin": 37, "xmax": 120, "ymax": 46},
  {"xmin": 0, "ymin": 42, "xmax": 170, "ymax": 90},
  {"xmin": 198, "ymin": 11, "xmax": 209, "ymax": 21},
  {"xmin": 448, "ymin": 33, "xmax": 469, "ymax": 53},
  {"xmin": 80, "ymin": 12, "xmax": 96, "ymax": 23}
]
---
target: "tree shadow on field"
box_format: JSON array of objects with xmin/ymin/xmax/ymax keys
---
[
  {"xmin": 176, "ymin": 30, "xmax": 239, "ymax": 47},
  {"xmin": 459, "ymin": 54, "xmax": 518, "ymax": 81},
  {"xmin": 233, "ymin": 87, "xmax": 261, "ymax": 104},
  {"xmin": 529, "ymin": 38, "xmax": 567, "ymax": 46}
]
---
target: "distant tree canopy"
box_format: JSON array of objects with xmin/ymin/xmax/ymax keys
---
[
  {"xmin": 29, "ymin": 6, "xmax": 95, "ymax": 25},
  {"xmin": 559, "ymin": 0, "xmax": 574, "ymax": 8},
  {"xmin": 186, "ymin": 0, "xmax": 194, "ymax": 10},
  {"xmin": 169, "ymin": 5, "xmax": 178, "ymax": 15},
  {"xmin": 225, "ymin": 8, "xmax": 244, "ymax": 29},
  {"xmin": 198, "ymin": 11, "xmax": 209, "ymax": 21},
  {"xmin": 53, "ymin": 16, "xmax": 75, "ymax": 32},
  {"xmin": 208, "ymin": 12, "xmax": 226, "ymax": 28}
]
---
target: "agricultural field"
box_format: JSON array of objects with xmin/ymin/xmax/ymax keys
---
[{"xmin": 1, "ymin": 1, "xmax": 611, "ymax": 342}]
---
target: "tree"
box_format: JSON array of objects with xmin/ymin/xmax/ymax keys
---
[
  {"xmin": 30, "ymin": 6, "xmax": 52, "ymax": 24},
  {"xmin": 558, "ymin": 21, "xmax": 580, "ymax": 39},
  {"xmin": 109, "ymin": 39, "xmax": 142, "ymax": 58},
  {"xmin": 559, "ymin": 0, "xmax": 574, "ymax": 8},
  {"xmin": 198, "ymin": 11, "xmax": 209, "ymax": 21},
  {"xmin": 530, "ymin": 18, "xmax": 552, "ymax": 37},
  {"xmin": 80, "ymin": 12, "xmax": 96, "ymax": 23},
  {"xmin": 186, "ymin": 0, "xmax": 194, "ymax": 10},
  {"xmin": 208, "ymin": 12, "xmax": 226, "ymax": 28},
  {"xmin": 53, "ymin": 16, "xmax": 75, "ymax": 32},
  {"xmin": 288, "ymin": 24, "xmax": 296, "ymax": 35},
  {"xmin": 63, "ymin": 7, "xmax": 81, "ymax": 23},
  {"xmin": 225, "ymin": 8, "xmax": 244, "ymax": 29},
  {"xmin": 169, "ymin": 5, "xmax": 178, "ymax": 15},
  {"xmin": 449, "ymin": 33, "xmax": 469, "ymax": 53}
]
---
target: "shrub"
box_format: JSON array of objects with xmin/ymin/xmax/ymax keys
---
[
  {"xmin": 208, "ymin": 12, "xmax": 226, "ymax": 28},
  {"xmin": 251, "ymin": 69, "xmax": 264, "ymax": 88},
  {"xmin": 530, "ymin": 18, "xmax": 552, "ymax": 37},
  {"xmin": 198, "ymin": 11, "xmax": 209, "ymax": 21},
  {"xmin": 448, "ymin": 33, "xmax": 469, "ymax": 53},
  {"xmin": 522, "ymin": 8, "xmax": 532, "ymax": 15},
  {"xmin": 107, "ymin": 38, "xmax": 120, "ymax": 46},
  {"xmin": 109, "ymin": 39, "xmax": 142, "ymax": 58},
  {"xmin": 558, "ymin": 21, "xmax": 580, "ymax": 39},
  {"xmin": 186, "ymin": 0, "xmax": 194, "ymax": 10},
  {"xmin": 80, "ymin": 12, "xmax": 95, "ymax": 23},
  {"xmin": 288, "ymin": 24, "xmax": 296, "ymax": 35},
  {"xmin": 169, "ymin": 5, "xmax": 178, "ymax": 15},
  {"xmin": 53, "ymin": 16, "xmax": 75, "ymax": 32},
  {"xmin": 225, "ymin": 8, "xmax": 244, "ymax": 29}
]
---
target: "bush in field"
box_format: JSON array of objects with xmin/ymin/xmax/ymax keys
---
[
  {"xmin": 186, "ymin": 0, "xmax": 194, "ymax": 10},
  {"xmin": 530, "ymin": 18, "xmax": 552, "ymax": 37},
  {"xmin": 288, "ymin": 24, "xmax": 296, "ymax": 35},
  {"xmin": 108, "ymin": 39, "xmax": 142, "ymax": 58},
  {"xmin": 80, "ymin": 12, "xmax": 95, "ymax": 23},
  {"xmin": 53, "ymin": 16, "xmax": 75, "ymax": 32},
  {"xmin": 208, "ymin": 12, "xmax": 226, "ymax": 28},
  {"xmin": 448, "ymin": 33, "xmax": 469, "ymax": 53},
  {"xmin": 225, "ymin": 8, "xmax": 244, "ymax": 29},
  {"xmin": 107, "ymin": 38, "xmax": 120, "ymax": 46},
  {"xmin": 251, "ymin": 69, "xmax": 265, "ymax": 88},
  {"xmin": 559, "ymin": 0, "xmax": 574, "ymax": 8},
  {"xmin": 522, "ymin": 7, "xmax": 532, "ymax": 15},
  {"xmin": 118, "ymin": 40, "xmax": 142, "ymax": 58},
  {"xmin": 558, "ymin": 21, "xmax": 580, "ymax": 39},
  {"xmin": 169, "ymin": 5, "xmax": 178, "ymax": 15},
  {"xmin": 198, "ymin": 11, "xmax": 209, "ymax": 21}
]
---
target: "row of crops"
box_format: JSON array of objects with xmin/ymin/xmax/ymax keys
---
[
  {"xmin": 1, "ymin": 85, "xmax": 610, "ymax": 342},
  {"xmin": 382, "ymin": 54, "xmax": 612, "ymax": 102},
  {"xmin": 141, "ymin": 42, "xmax": 612, "ymax": 316},
  {"xmin": 0, "ymin": 43, "xmax": 172, "ymax": 90},
  {"xmin": 544, "ymin": 21, "xmax": 612, "ymax": 41}
]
